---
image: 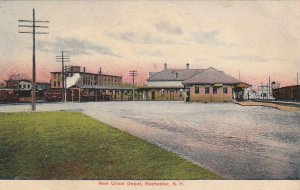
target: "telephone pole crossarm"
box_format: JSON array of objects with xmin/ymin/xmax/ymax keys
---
[
  {"xmin": 129, "ymin": 70, "xmax": 138, "ymax": 101},
  {"xmin": 56, "ymin": 50, "xmax": 70, "ymax": 103},
  {"xmin": 18, "ymin": 9, "xmax": 49, "ymax": 111}
]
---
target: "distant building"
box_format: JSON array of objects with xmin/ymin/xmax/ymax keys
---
[
  {"xmin": 50, "ymin": 65, "xmax": 122, "ymax": 89},
  {"xmin": 5, "ymin": 79, "xmax": 50, "ymax": 91},
  {"xmin": 256, "ymin": 85, "xmax": 274, "ymax": 100},
  {"xmin": 5, "ymin": 79, "xmax": 32, "ymax": 90},
  {"xmin": 4, "ymin": 79, "xmax": 50, "ymax": 102},
  {"xmin": 36, "ymin": 82, "xmax": 51, "ymax": 91}
]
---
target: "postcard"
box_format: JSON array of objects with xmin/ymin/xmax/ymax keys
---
[{"xmin": 0, "ymin": 1, "xmax": 299, "ymax": 190}]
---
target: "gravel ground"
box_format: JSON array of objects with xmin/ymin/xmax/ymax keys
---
[{"xmin": 0, "ymin": 101, "xmax": 299, "ymax": 179}]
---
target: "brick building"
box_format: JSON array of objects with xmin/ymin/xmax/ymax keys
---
[
  {"xmin": 47, "ymin": 65, "xmax": 133, "ymax": 102},
  {"xmin": 50, "ymin": 65, "xmax": 122, "ymax": 89}
]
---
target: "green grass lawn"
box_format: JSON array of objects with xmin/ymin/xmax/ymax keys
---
[{"xmin": 0, "ymin": 111, "xmax": 221, "ymax": 180}]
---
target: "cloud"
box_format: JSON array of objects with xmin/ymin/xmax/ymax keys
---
[
  {"xmin": 136, "ymin": 50, "xmax": 164, "ymax": 57},
  {"xmin": 193, "ymin": 30, "xmax": 234, "ymax": 46},
  {"xmin": 221, "ymin": 55, "xmax": 268, "ymax": 62},
  {"xmin": 155, "ymin": 21, "xmax": 183, "ymax": 35},
  {"xmin": 107, "ymin": 31, "xmax": 176, "ymax": 45},
  {"xmin": 36, "ymin": 37, "xmax": 121, "ymax": 57}
]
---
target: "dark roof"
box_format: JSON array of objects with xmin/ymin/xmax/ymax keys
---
[
  {"xmin": 147, "ymin": 69, "xmax": 204, "ymax": 81},
  {"xmin": 75, "ymin": 84, "xmax": 133, "ymax": 90},
  {"xmin": 273, "ymin": 85, "xmax": 300, "ymax": 90},
  {"xmin": 182, "ymin": 67, "xmax": 240, "ymax": 85}
]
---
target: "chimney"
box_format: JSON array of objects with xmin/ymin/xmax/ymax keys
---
[
  {"xmin": 164, "ymin": 63, "xmax": 167, "ymax": 70},
  {"xmin": 186, "ymin": 63, "xmax": 189, "ymax": 70},
  {"xmin": 99, "ymin": 67, "xmax": 102, "ymax": 74}
]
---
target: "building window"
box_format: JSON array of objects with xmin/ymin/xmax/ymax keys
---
[
  {"xmin": 23, "ymin": 84, "xmax": 26, "ymax": 88},
  {"xmin": 58, "ymin": 81, "xmax": 60, "ymax": 87},
  {"xmin": 54, "ymin": 74, "xmax": 56, "ymax": 79},
  {"xmin": 223, "ymin": 87, "xmax": 228, "ymax": 94},
  {"xmin": 195, "ymin": 86, "xmax": 200, "ymax": 94},
  {"xmin": 160, "ymin": 89, "xmax": 165, "ymax": 95},
  {"xmin": 213, "ymin": 87, "xmax": 217, "ymax": 94},
  {"xmin": 19, "ymin": 84, "xmax": 22, "ymax": 89},
  {"xmin": 171, "ymin": 72, "xmax": 178, "ymax": 79},
  {"xmin": 28, "ymin": 84, "xmax": 30, "ymax": 89},
  {"xmin": 205, "ymin": 87, "xmax": 210, "ymax": 94},
  {"xmin": 54, "ymin": 81, "xmax": 56, "ymax": 87}
]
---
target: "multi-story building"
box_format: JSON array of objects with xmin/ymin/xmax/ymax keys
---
[{"xmin": 50, "ymin": 65, "xmax": 122, "ymax": 89}]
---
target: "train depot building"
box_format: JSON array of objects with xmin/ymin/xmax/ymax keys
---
[
  {"xmin": 141, "ymin": 63, "xmax": 203, "ymax": 101},
  {"xmin": 142, "ymin": 64, "xmax": 250, "ymax": 102},
  {"xmin": 182, "ymin": 67, "xmax": 250, "ymax": 102}
]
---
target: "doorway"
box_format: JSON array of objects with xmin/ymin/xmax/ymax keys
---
[{"xmin": 151, "ymin": 91, "xmax": 155, "ymax": 100}]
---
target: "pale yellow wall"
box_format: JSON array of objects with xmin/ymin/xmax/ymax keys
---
[
  {"xmin": 144, "ymin": 89, "xmax": 184, "ymax": 101},
  {"xmin": 50, "ymin": 73, "xmax": 61, "ymax": 88},
  {"xmin": 190, "ymin": 85, "xmax": 233, "ymax": 102}
]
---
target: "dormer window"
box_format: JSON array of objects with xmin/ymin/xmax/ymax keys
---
[{"xmin": 171, "ymin": 71, "xmax": 178, "ymax": 79}]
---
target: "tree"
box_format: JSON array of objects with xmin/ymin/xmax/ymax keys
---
[
  {"xmin": 0, "ymin": 81, "xmax": 5, "ymax": 89},
  {"xmin": 7, "ymin": 73, "xmax": 30, "ymax": 81}
]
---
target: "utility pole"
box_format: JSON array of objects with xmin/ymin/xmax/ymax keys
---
[
  {"xmin": 297, "ymin": 72, "xmax": 299, "ymax": 85},
  {"xmin": 56, "ymin": 50, "xmax": 70, "ymax": 102},
  {"xmin": 268, "ymin": 76, "xmax": 271, "ymax": 100},
  {"xmin": 239, "ymin": 71, "xmax": 240, "ymax": 81},
  {"xmin": 18, "ymin": 9, "xmax": 49, "ymax": 111},
  {"xmin": 129, "ymin": 70, "xmax": 137, "ymax": 101}
]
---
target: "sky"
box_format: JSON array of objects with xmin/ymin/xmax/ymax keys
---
[{"xmin": 0, "ymin": 1, "xmax": 300, "ymax": 88}]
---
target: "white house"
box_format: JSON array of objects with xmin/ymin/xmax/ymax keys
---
[
  {"xmin": 256, "ymin": 85, "xmax": 275, "ymax": 100},
  {"xmin": 19, "ymin": 80, "xmax": 32, "ymax": 91}
]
